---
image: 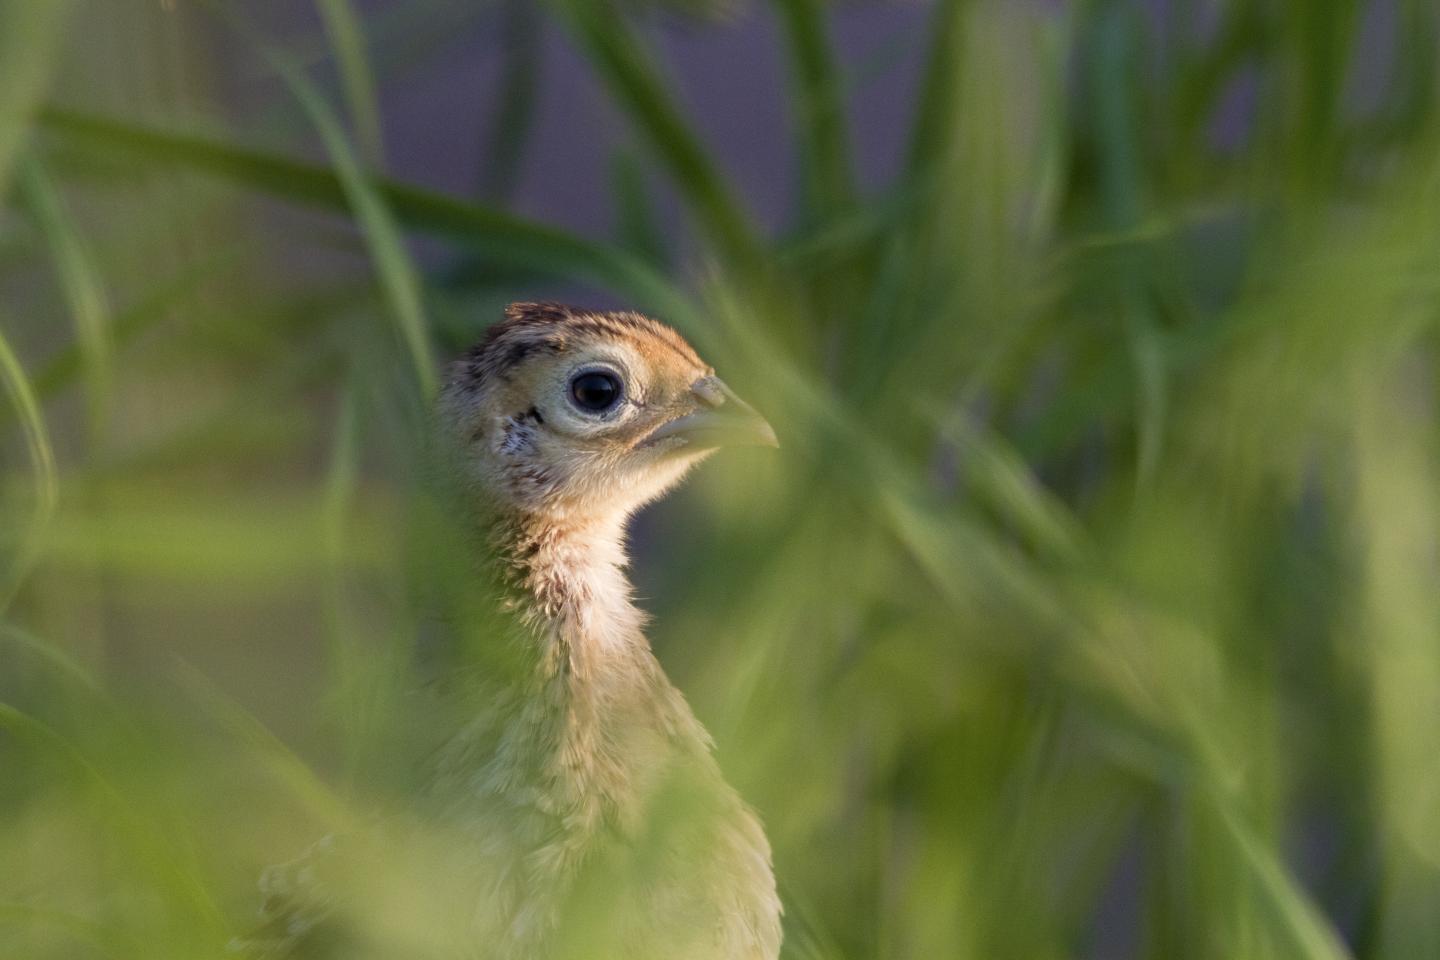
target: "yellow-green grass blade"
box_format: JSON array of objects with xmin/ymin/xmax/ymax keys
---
[
  {"xmin": 0, "ymin": 2, "xmax": 70, "ymax": 199},
  {"xmin": 319, "ymin": 377, "xmax": 395, "ymax": 784},
  {"xmin": 0, "ymin": 319, "xmax": 57, "ymax": 612},
  {"xmin": 0, "ymin": 901, "xmax": 131, "ymax": 960},
  {"xmin": 170, "ymin": 663, "xmax": 360, "ymax": 834},
  {"xmin": 1351, "ymin": 379, "xmax": 1440, "ymax": 958},
  {"xmin": 27, "ymin": 482, "xmax": 390, "ymax": 585},
  {"xmin": 0, "ymin": 6, "xmax": 70, "ymax": 609},
  {"xmin": 0, "ymin": 701, "xmax": 228, "ymax": 940},
  {"xmin": 1216, "ymin": 797, "xmax": 1354, "ymax": 960}
]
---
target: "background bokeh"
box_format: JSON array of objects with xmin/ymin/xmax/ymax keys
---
[{"xmin": 3, "ymin": 1, "xmax": 1440, "ymax": 957}]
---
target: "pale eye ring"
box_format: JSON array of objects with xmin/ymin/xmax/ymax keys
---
[{"xmin": 569, "ymin": 369, "xmax": 624, "ymax": 414}]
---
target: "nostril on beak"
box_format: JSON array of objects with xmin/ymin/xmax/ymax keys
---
[{"xmin": 691, "ymin": 376, "xmax": 728, "ymax": 409}]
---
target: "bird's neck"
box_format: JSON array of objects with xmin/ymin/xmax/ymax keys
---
[
  {"xmin": 484, "ymin": 507, "xmax": 709, "ymax": 824},
  {"xmin": 491, "ymin": 508, "xmax": 650, "ymax": 676}
]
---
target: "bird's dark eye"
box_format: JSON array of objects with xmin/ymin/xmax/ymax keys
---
[{"xmin": 570, "ymin": 371, "xmax": 622, "ymax": 413}]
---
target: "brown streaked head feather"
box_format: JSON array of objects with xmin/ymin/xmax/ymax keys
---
[
  {"xmin": 451, "ymin": 302, "xmax": 706, "ymax": 392},
  {"xmin": 439, "ymin": 302, "xmax": 773, "ymax": 522}
]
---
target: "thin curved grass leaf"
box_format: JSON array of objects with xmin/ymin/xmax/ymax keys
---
[
  {"xmin": 479, "ymin": 0, "xmax": 543, "ymax": 202},
  {"xmin": 611, "ymin": 151, "xmax": 670, "ymax": 269},
  {"xmin": 929, "ymin": 409, "xmax": 1088, "ymax": 566},
  {"xmin": 1215, "ymin": 798, "xmax": 1354, "ymax": 960},
  {"xmin": 0, "ymin": 318, "xmax": 57, "ymax": 612},
  {"xmin": 247, "ymin": 32, "xmax": 436, "ymax": 399},
  {"xmin": 316, "ymin": 0, "xmax": 386, "ymax": 168},
  {"xmin": 0, "ymin": 1, "xmax": 70, "ymax": 200},
  {"xmin": 16, "ymin": 152, "xmax": 114, "ymax": 434},
  {"xmin": 27, "ymin": 244, "xmax": 247, "ymax": 403},
  {"xmin": 38, "ymin": 109, "xmax": 693, "ymax": 326},
  {"xmin": 549, "ymin": 0, "xmax": 761, "ymax": 272},
  {"xmin": 905, "ymin": 0, "xmax": 966, "ymax": 180},
  {"xmin": 774, "ymin": 0, "xmax": 853, "ymax": 224},
  {"xmin": 318, "ymin": 378, "xmax": 402, "ymax": 783},
  {"xmin": 169, "ymin": 663, "xmax": 361, "ymax": 834},
  {"xmin": 0, "ymin": 623, "xmax": 104, "ymax": 697}
]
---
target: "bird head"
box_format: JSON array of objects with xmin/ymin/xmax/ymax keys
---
[{"xmin": 439, "ymin": 302, "xmax": 777, "ymax": 524}]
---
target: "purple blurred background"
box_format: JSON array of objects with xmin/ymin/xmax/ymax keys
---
[{"xmin": 374, "ymin": 3, "xmax": 934, "ymax": 233}]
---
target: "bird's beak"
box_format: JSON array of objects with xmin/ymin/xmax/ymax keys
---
[{"xmin": 645, "ymin": 378, "xmax": 779, "ymax": 450}]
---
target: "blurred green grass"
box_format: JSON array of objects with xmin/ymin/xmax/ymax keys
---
[{"xmin": 3, "ymin": 1, "xmax": 1440, "ymax": 958}]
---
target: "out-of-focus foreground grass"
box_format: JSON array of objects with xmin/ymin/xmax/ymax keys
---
[{"xmin": 3, "ymin": 1, "xmax": 1440, "ymax": 958}]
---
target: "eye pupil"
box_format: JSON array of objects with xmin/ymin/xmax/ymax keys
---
[{"xmin": 571, "ymin": 372, "xmax": 621, "ymax": 412}]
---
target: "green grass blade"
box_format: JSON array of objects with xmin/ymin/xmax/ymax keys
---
[
  {"xmin": 29, "ymin": 244, "xmax": 245, "ymax": 403},
  {"xmin": 170, "ymin": 664, "xmax": 360, "ymax": 833},
  {"xmin": 0, "ymin": 318, "xmax": 58, "ymax": 611},
  {"xmin": 551, "ymin": 0, "xmax": 762, "ymax": 272},
  {"xmin": 774, "ymin": 0, "xmax": 854, "ymax": 224},
  {"xmin": 930, "ymin": 410, "xmax": 1088, "ymax": 567},
  {"xmin": 38, "ymin": 108, "xmax": 694, "ymax": 325},
  {"xmin": 1351, "ymin": 381, "xmax": 1440, "ymax": 958},
  {"xmin": 0, "ymin": 2, "xmax": 70, "ymax": 199},
  {"xmin": 0, "ymin": 701, "xmax": 228, "ymax": 939},
  {"xmin": 315, "ymin": 0, "xmax": 386, "ymax": 168},
  {"xmin": 479, "ymin": 0, "xmax": 543, "ymax": 202},
  {"xmin": 16, "ymin": 152, "xmax": 114, "ymax": 435},
  {"xmin": 1215, "ymin": 798, "xmax": 1354, "ymax": 960},
  {"xmin": 611, "ymin": 151, "xmax": 670, "ymax": 268},
  {"xmin": 245, "ymin": 31, "xmax": 436, "ymax": 400},
  {"xmin": 1086, "ymin": 3, "xmax": 1165, "ymax": 492},
  {"xmin": 320, "ymin": 377, "xmax": 375, "ymax": 783},
  {"xmin": 905, "ymin": 0, "xmax": 966, "ymax": 181},
  {"xmin": 0, "ymin": 623, "xmax": 104, "ymax": 696}
]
